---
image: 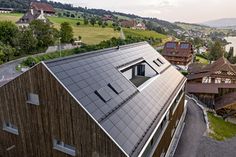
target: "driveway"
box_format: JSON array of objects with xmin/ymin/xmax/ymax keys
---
[{"xmin": 174, "ymin": 97, "xmax": 206, "ymax": 157}]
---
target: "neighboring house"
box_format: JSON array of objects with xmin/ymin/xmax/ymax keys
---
[
  {"xmin": 16, "ymin": 9, "xmax": 48, "ymax": 28},
  {"xmin": 162, "ymin": 41, "xmax": 194, "ymax": 69},
  {"xmin": 0, "ymin": 42, "xmax": 186, "ymax": 157},
  {"xmin": 102, "ymin": 15, "xmax": 113, "ymax": 21},
  {"xmin": 30, "ymin": 2, "xmax": 56, "ymax": 15},
  {"xmin": 0, "ymin": 8, "xmax": 13, "ymax": 13},
  {"xmin": 120, "ymin": 20, "xmax": 146, "ymax": 30},
  {"xmin": 187, "ymin": 57, "xmax": 236, "ymax": 118}
]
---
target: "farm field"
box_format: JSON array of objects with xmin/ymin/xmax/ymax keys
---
[
  {"xmin": 0, "ymin": 13, "xmax": 120, "ymax": 45},
  {"xmin": 123, "ymin": 28, "xmax": 170, "ymax": 46}
]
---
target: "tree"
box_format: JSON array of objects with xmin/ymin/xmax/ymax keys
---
[
  {"xmin": 71, "ymin": 14, "xmax": 75, "ymax": 18},
  {"xmin": 90, "ymin": 18, "xmax": 96, "ymax": 26},
  {"xmin": 84, "ymin": 18, "xmax": 89, "ymax": 25},
  {"xmin": 98, "ymin": 20, "xmax": 103, "ymax": 26},
  {"xmin": 30, "ymin": 20, "xmax": 56, "ymax": 49},
  {"xmin": 76, "ymin": 22, "xmax": 80, "ymax": 26},
  {"xmin": 19, "ymin": 29, "xmax": 38, "ymax": 54},
  {"xmin": 60, "ymin": 22, "xmax": 73, "ymax": 43},
  {"xmin": 208, "ymin": 41, "xmax": 225, "ymax": 61},
  {"xmin": 0, "ymin": 42, "xmax": 15, "ymax": 62},
  {"xmin": 0, "ymin": 21, "xmax": 19, "ymax": 47}
]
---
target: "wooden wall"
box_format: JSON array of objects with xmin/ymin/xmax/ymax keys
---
[
  {"xmin": 0, "ymin": 63, "xmax": 126, "ymax": 157},
  {"xmin": 152, "ymin": 94, "xmax": 185, "ymax": 157}
]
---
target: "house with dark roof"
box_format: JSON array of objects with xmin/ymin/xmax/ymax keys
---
[
  {"xmin": 31, "ymin": 2, "xmax": 56, "ymax": 15},
  {"xmin": 16, "ymin": 8, "xmax": 49, "ymax": 28},
  {"xmin": 0, "ymin": 8, "xmax": 13, "ymax": 13},
  {"xmin": 162, "ymin": 42, "xmax": 194, "ymax": 69},
  {"xmin": 0, "ymin": 42, "xmax": 186, "ymax": 157},
  {"xmin": 187, "ymin": 57, "xmax": 236, "ymax": 118}
]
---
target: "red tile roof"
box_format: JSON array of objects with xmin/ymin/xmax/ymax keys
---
[
  {"xmin": 163, "ymin": 41, "xmax": 193, "ymax": 57},
  {"xmin": 31, "ymin": 2, "xmax": 55, "ymax": 14}
]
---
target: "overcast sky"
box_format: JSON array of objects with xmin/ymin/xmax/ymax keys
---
[{"xmin": 51, "ymin": 0, "xmax": 236, "ymax": 23}]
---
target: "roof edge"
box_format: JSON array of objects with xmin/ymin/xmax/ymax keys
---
[{"xmin": 45, "ymin": 41, "xmax": 148, "ymax": 64}]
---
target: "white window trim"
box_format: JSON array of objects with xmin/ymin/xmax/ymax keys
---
[
  {"xmin": 3, "ymin": 122, "xmax": 19, "ymax": 135},
  {"xmin": 53, "ymin": 139, "xmax": 76, "ymax": 156}
]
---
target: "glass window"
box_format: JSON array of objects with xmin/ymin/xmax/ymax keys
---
[
  {"xmin": 3, "ymin": 122, "xmax": 19, "ymax": 135},
  {"xmin": 53, "ymin": 139, "xmax": 76, "ymax": 156},
  {"xmin": 27, "ymin": 93, "xmax": 40, "ymax": 105}
]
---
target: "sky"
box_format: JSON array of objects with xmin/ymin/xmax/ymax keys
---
[{"xmin": 51, "ymin": 0, "xmax": 236, "ymax": 23}]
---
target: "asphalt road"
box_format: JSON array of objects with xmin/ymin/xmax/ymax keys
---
[
  {"xmin": 174, "ymin": 98, "xmax": 206, "ymax": 157},
  {"xmin": 0, "ymin": 59, "xmax": 22, "ymax": 86}
]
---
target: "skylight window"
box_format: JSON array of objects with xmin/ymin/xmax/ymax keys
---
[
  {"xmin": 180, "ymin": 43, "xmax": 189, "ymax": 49},
  {"xmin": 166, "ymin": 43, "xmax": 176, "ymax": 48},
  {"xmin": 95, "ymin": 87, "xmax": 112, "ymax": 102},
  {"xmin": 108, "ymin": 82, "xmax": 123, "ymax": 94}
]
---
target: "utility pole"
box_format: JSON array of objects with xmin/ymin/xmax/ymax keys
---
[{"xmin": 58, "ymin": 37, "xmax": 62, "ymax": 57}]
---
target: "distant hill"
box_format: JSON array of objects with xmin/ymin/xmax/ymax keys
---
[{"xmin": 201, "ymin": 18, "xmax": 236, "ymax": 28}]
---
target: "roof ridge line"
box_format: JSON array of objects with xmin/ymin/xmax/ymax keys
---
[{"xmin": 45, "ymin": 41, "xmax": 148, "ymax": 64}]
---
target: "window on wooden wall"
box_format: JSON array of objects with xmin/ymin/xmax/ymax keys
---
[
  {"xmin": 3, "ymin": 122, "xmax": 19, "ymax": 135},
  {"xmin": 53, "ymin": 139, "xmax": 76, "ymax": 156},
  {"xmin": 27, "ymin": 93, "xmax": 40, "ymax": 105}
]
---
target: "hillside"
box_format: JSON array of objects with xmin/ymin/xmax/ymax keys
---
[
  {"xmin": 201, "ymin": 18, "xmax": 236, "ymax": 28},
  {"xmin": 0, "ymin": 0, "xmax": 182, "ymax": 34}
]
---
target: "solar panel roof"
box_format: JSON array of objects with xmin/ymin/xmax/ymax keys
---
[{"xmin": 45, "ymin": 42, "xmax": 185, "ymax": 156}]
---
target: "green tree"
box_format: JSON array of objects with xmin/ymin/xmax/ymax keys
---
[
  {"xmin": 90, "ymin": 18, "xmax": 96, "ymax": 26},
  {"xmin": 84, "ymin": 18, "xmax": 89, "ymax": 25},
  {"xmin": 0, "ymin": 42, "xmax": 15, "ymax": 62},
  {"xmin": 30, "ymin": 20, "xmax": 56, "ymax": 49},
  {"xmin": 98, "ymin": 20, "xmax": 103, "ymax": 26},
  {"xmin": 19, "ymin": 30, "xmax": 38, "ymax": 54},
  {"xmin": 0, "ymin": 21, "xmax": 19, "ymax": 46},
  {"xmin": 60, "ymin": 22, "xmax": 73, "ymax": 43},
  {"xmin": 208, "ymin": 41, "xmax": 225, "ymax": 61}
]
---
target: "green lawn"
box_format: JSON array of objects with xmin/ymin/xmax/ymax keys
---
[
  {"xmin": 123, "ymin": 28, "xmax": 167, "ymax": 39},
  {"xmin": 49, "ymin": 16, "xmax": 120, "ymax": 45},
  {"xmin": 208, "ymin": 112, "xmax": 236, "ymax": 141},
  {"xmin": 123, "ymin": 28, "xmax": 169, "ymax": 46},
  {"xmin": 195, "ymin": 55, "xmax": 209, "ymax": 65},
  {"xmin": 0, "ymin": 13, "xmax": 120, "ymax": 45},
  {"xmin": 0, "ymin": 13, "xmax": 23, "ymax": 22}
]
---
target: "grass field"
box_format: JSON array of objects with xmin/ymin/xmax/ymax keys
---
[
  {"xmin": 195, "ymin": 55, "xmax": 209, "ymax": 65},
  {"xmin": 0, "ymin": 13, "xmax": 120, "ymax": 45},
  {"xmin": 123, "ymin": 28, "xmax": 167, "ymax": 39},
  {"xmin": 123, "ymin": 28, "xmax": 169, "ymax": 46},
  {"xmin": 0, "ymin": 13, "xmax": 23, "ymax": 22},
  {"xmin": 208, "ymin": 112, "xmax": 236, "ymax": 141}
]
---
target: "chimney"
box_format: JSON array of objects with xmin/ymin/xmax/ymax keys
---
[
  {"xmin": 40, "ymin": 10, "xmax": 44, "ymax": 15},
  {"xmin": 31, "ymin": 8, "xmax": 34, "ymax": 15}
]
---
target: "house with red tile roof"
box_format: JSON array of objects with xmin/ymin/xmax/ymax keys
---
[{"xmin": 31, "ymin": 2, "xmax": 56, "ymax": 15}]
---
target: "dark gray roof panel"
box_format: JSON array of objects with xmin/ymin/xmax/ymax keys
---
[{"xmin": 45, "ymin": 42, "xmax": 185, "ymax": 156}]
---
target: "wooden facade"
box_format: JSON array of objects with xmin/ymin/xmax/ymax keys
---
[
  {"xmin": 153, "ymin": 94, "xmax": 185, "ymax": 157},
  {"xmin": 0, "ymin": 63, "xmax": 126, "ymax": 157},
  {"xmin": 187, "ymin": 57, "xmax": 236, "ymax": 117},
  {"xmin": 162, "ymin": 42, "xmax": 193, "ymax": 66}
]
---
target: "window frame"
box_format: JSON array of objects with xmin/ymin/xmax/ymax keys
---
[
  {"xmin": 26, "ymin": 93, "xmax": 40, "ymax": 106},
  {"xmin": 53, "ymin": 139, "xmax": 76, "ymax": 156},
  {"xmin": 3, "ymin": 122, "xmax": 19, "ymax": 135}
]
